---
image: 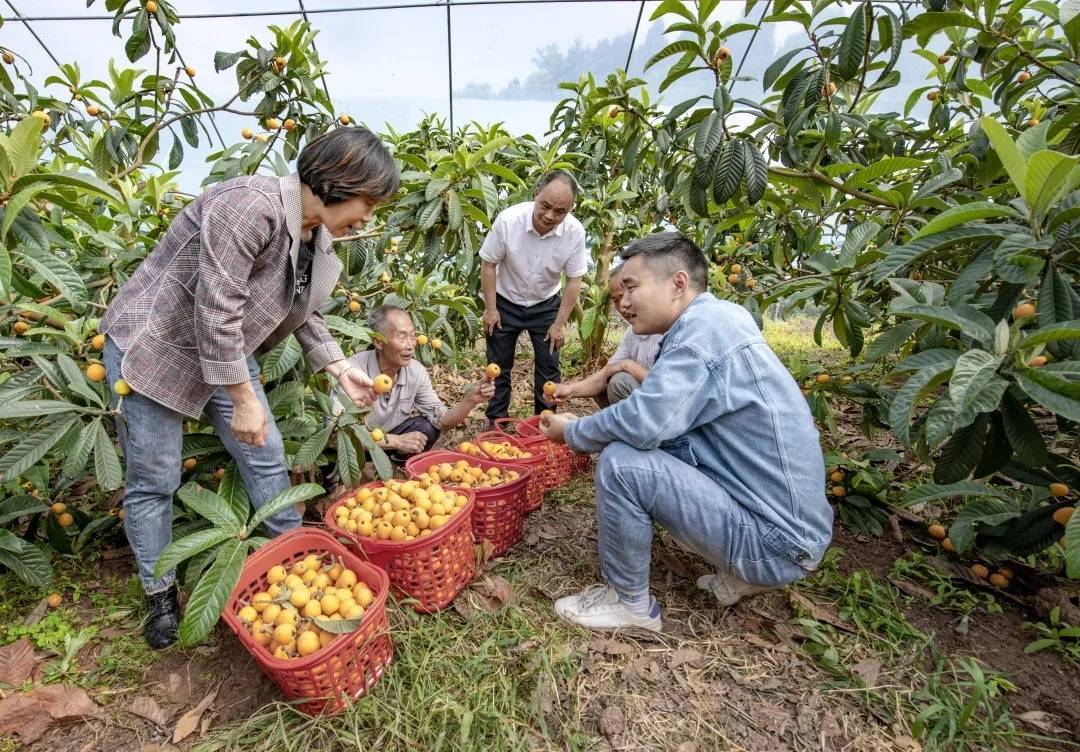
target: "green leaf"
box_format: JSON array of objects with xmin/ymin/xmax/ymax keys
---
[
  {"xmin": 1026, "ymin": 151, "xmax": 1080, "ymax": 222},
  {"xmin": 2, "ymin": 117, "xmax": 44, "ymax": 179},
  {"xmin": 901, "ymin": 480, "xmax": 1012, "ymax": 507},
  {"xmin": 177, "ymin": 482, "xmax": 244, "ymax": 534},
  {"xmin": 292, "ymin": 425, "xmax": 332, "ymax": 469},
  {"xmin": 259, "ymin": 336, "xmax": 302, "ymax": 382},
  {"xmin": 833, "ymin": 2, "xmax": 869, "ymax": 81},
  {"xmin": 312, "ymin": 615, "xmax": 366, "ymax": 634},
  {"xmin": 336, "ymin": 429, "xmax": 362, "ymax": 487},
  {"xmin": 351, "ymin": 425, "xmax": 393, "ymax": 480},
  {"xmin": 0, "ymin": 495, "xmax": 48, "ymax": 525},
  {"xmin": 248, "ymin": 483, "xmax": 323, "ymax": 532},
  {"xmin": 93, "ymin": 421, "xmax": 123, "ymax": 491},
  {"xmin": 179, "ymin": 538, "xmax": 248, "ymax": 646},
  {"xmin": 446, "ymin": 188, "xmax": 463, "ymax": 231},
  {"xmin": 0, "ymin": 184, "xmax": 50, "ymax": 241},
  {"xmin": 12, "ymin": 170, "xmax": 122, "ymax": 205},
  {"xmin": 154, "ymin": 527, "xmax": 233, "ymax": 580},
  {"xmin": 217, "ymin": 463, "xmax": 250, "ymax": 525},
  {"xmin": 948, "ymin": 350, "xmax": 1002, "ymax": 410},
  {"xmin": 889, "ymin": 363, "xmax": 954, "ymax": 445},
  {"xmin": 863, "ymin": 320, "xmax": 921, "ymax": 361},
  {"xmin": 0, "ymin": 417, "xmax": 79, "ymax": 483},
  {"xmin": 1022, "ymin": 321, "xmax": 1080, "ymax": 349},
  {"xmin": 874, "ymin": 227, "xmax": 1004, "ymax": 282},
  {"xmin": 911, "ymin": 202, "xmax": 1015, "ymax": 240},
  {"xmin": 850, "ymin": 157, "xmax": 925, "ymax": 185},
  {"xmin": 0, "ymin": 529, "xmax": 52, "ymax": 588},
  {"xmin": 742, "ymin": 142, "xmax": 768, "ymax": 205},
  {"xmin": 763, "ymin": 47, "xmax": 806, "ymax": 91},
  {"xmin": 1066, "ymin": 503, "xmax": 1080, "ymax": 578},
  {"xmin": 934, "ymin": 414, "xmax": 988, "ymax": 484},
  {"xmin": 890, "ymin": 304, "xmax": 995, "ymax": 346},
  {"xmin": 838, "ymin": 220, "xmax": 879, "ymax": 268},
  {"xmin": 645, "ymin": 39, "xmax": 703, "ymax": 71},
  {"xmin": 999, "ymin": 391, "xmax": 1049, "ymax": 467},
  {"xmin": 695, "ymin": 113, "xmax": 723, "ymax": 158},
  {"xmin": 903, "ymin": 12, "xmax": 984, "ymax": 42},
  {"xmin": 980, "ymin": 117, "xmax": 1027, "ymax": 200},
  {"xmin": 712, "ymin": 140, "xmax": 745, "ymax": 204},
  {"xmin": 1015, "ymin": 368, "xmax": 1080, "ymax": 422},
  {"xmin": 17, "ymin": 249, "xmax": 89, "ymax": 309},
  {"xmin": 950, "ymin": 497, "xmax": 1018, "ymax": 553}
]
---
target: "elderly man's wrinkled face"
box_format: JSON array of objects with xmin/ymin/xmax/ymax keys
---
[
  {"xmin": 375, "ymin": 310, "xmax": 417, "ymax": 369},
  {"xmin": 531, "ymin": 179, "xmax": 574, "ymax": 236}
]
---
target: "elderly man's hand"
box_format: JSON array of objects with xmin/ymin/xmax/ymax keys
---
[
  {"xmin": 466, "ymin": 380, "xmax": 495, "ymax": 406},
  {"xmin": 338, "ymin": 368, "xmax": 376, "ymax": 407},
  {"xmin": 540, "ymin": 411, "xmax": 577, "ymax": 444},
  {"xmin": 387, "ymin": 432, "xmax": 427, "ymax": 455}
]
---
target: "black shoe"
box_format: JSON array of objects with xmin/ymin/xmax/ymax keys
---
[{"xmin": 144, "ymin": 585, "xmax": 180, "ymax": 649}]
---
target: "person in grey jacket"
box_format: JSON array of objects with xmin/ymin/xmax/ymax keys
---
[
  {"xmin": 541, "ymin": 232, "xmax": 833, "ymax": 632},
  {"xmin": 99, "ymin": 127, "xmax": 399, "ymax": 648}
]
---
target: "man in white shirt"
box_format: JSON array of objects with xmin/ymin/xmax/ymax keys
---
[
  {"xmin": 545, "ymin": 264, "xmax": 662, "ymax": 407},
  {"xmin": 480, "ymin": 170, "xmax": 588, "ymax": 424}
]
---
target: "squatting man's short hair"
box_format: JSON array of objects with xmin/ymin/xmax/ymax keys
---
[{"xmin": 619, "ymin": 232, "xmax": 709, "ymax": 292}]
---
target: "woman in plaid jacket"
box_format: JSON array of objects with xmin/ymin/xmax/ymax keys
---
[{"xmin": 100, "ymin": 127, "xmax": 400, "ymax": 648}]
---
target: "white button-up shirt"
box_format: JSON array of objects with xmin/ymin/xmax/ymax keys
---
[{"xmin": 479, "ymin": 201, "xmax": 588, "ymax": 307}]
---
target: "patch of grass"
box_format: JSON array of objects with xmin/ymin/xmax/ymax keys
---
[
  {"xmin": 795, "ymin": 550, "xmax": 1023, "ymax": 751},
  {"xmin": 890, "ymin": 552, "xmax": 1002, "ymax": 617},
  {"xmin": 763, "ymin": 316, "xmax": 844, "ymax": 367},
  {"xmin": 197, "ymin": 570, "xmax": 589, "ymax": 752}
]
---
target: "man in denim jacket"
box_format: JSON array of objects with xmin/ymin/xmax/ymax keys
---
[{"xmin": 540, "ymin": 232, "xmax": 833, "ymax": 631}]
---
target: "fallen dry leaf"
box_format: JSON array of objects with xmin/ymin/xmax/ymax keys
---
[
  {"xmin": 1017, "ymin": 710, "xmax": 1071, "ymax": 735},
  {"xmin": 470, "ymin": 575, "xmax": 516, "ymax": 612},
  {"xmin": 788, "ymin": 591, "xmax": 854, "ymax": 632},
  {"xmin": 0, "ymin": 638, "xmax": 35, "ymax": 685},
  {"xmin": 172, "ymin": 688, "xmax": 217, "ymax": 744},
  {"xmin": 130, "ymin": 695, "xmax": 169, "ymax": 727},
  {"xmin": 0, "ymin": 684, "xmax": 102, "ymax": 743},
  {"xmin": 851, "ymin": 657, "xmax": 882, "ymax": 687},
  {"xmin": 669, "ymin": 647, "xmax": 707, "ymax": 670},
  {"xmin": 586, "ymin": 638, "xmax": 635, "ymax": 656}
]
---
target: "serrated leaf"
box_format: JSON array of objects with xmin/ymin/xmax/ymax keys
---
[
  {"xmin": 179, "ymin": 538, "xmax": 248, "ymax": 646},
  {"xmin": 259, "ymin": 336, "xmax": 302, "ymax": 382},
  {"xmin": 833, "ymin": 2, "xmax": 869, "ymax": 81},
  {"xmin": 217, "ymin": 463, "xmax": 250, "ymax": 525},
  {"xmin": 889, "ymin": 362, "xmax": 954, "ymax": 445},
  {"xmin": 874, "ymin": 227, "xmax": 1005, "ymax": 282},
  {"xmin": 950, "ymin": 497, "xmax": 1018, "ymax": 553},
  {"xmin": 93, "ymin": 421, "xmax": 123, "ymax": 490},
  {"xmin": 948, "ymin": 350, "xmax": 1002, "ymax": 409},
  {"xmin": 912, "ymin": 202, "xmax": 1015, "ymax": 241},
  {"xmin": 248, "ymin": 482, "xmax": 323, "ymax": 532},
  {"xmin": 0, "ymin": 417, "xmax": 78, "ymax": 482},
  {"xmin": 0, "ymin": 495, "xmax": 48, "ymax": 525},
  {"xmin": 934, "ymin": 414, "xmax": 988, "ymax": 484},
  {"xmin": 864, "ymin": 320, "xmax": 921, "ymax": 361},
  {"xmin": 292, "ymin": 425, "xmax": 332, "ymax": 469},
  {"xmin": 1015, "ymin": 368, "xmax": 1080, "ymax": 422},
  {"xmin": 712, "ymin": 140, "xmax": 744, "ymax": 204},
  {"xmin": 742, "ymin": 141, "xmax": 767, "ymax": 205},
  {"xmin": 838, "ymin": 220, "xmax": 880, "ymax": 268},
  {"xmin": 0, "ymin": 529, "xmax": 52, "ymax": 588},
  {"xmin": 336, "ymin": 429, "xmax": 362, "ymax": 487},
  {"xmin": 980, "ymin": 117, "xmax": 1027, "ymax": 200},
  {"xmin": 177, "ymin": 482, "xmax": 243, "ymax": 534},
  {"xmin": 154, "ymin": 527, "xmax": 233, "ymax": 580}
]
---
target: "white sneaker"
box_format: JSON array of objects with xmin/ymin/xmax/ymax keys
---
[
  {"xmin": 553, "ymin": 584, "xmax": 662, "ymax": 632},
  {"xmin": 696, "ymin": 572, "xmax": 771, "ymax": 606}
]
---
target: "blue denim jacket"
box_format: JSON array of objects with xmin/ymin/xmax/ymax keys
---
[{"xmin": 565, "ymin": 292, "xmax": 833, "ymax": 564}]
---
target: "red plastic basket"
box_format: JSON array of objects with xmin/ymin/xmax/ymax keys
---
[
  {"xmin": 324, "ymin": 481, "xmax": 476, "ymax": 613},
  {"xmin": 472, "ymin": 433, "xmax": 547, "ymax": 514},
  {"xmin": 404, "ymin": 450, "xmax": 528, "ymax": 558},
  {"xmin": 498, "ymin": 417, "xmax": 574, "ymax": 490},
  {"xmin": 222, "ymin": 528, "xmax": 393, "ymax": 715}
]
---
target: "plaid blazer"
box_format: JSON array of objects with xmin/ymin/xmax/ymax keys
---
[{"xmin": 100, "ymin": 173, "xmax": 345, "ymax": 418}]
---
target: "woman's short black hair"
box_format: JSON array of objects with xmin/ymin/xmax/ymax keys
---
[{"xmin": 298, "ymin": 126, "xmax": 400, "ymax": 206}]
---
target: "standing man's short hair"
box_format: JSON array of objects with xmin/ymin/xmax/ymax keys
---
[
  {"xmin": 535, "ymin": 169, "xmax": 579, "ymax": 199},
  {"xmin": 620, "ymin": 232, "xmax": 709, "ymax": 292}
]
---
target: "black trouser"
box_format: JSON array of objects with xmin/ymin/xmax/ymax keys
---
[
  {"xmin": 386, "ymin": 415, "xmax": 440, "ymax": 465},
  {"xmin": 485, "ymin": 293, "xmax": 561, "ymax": 419}
]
